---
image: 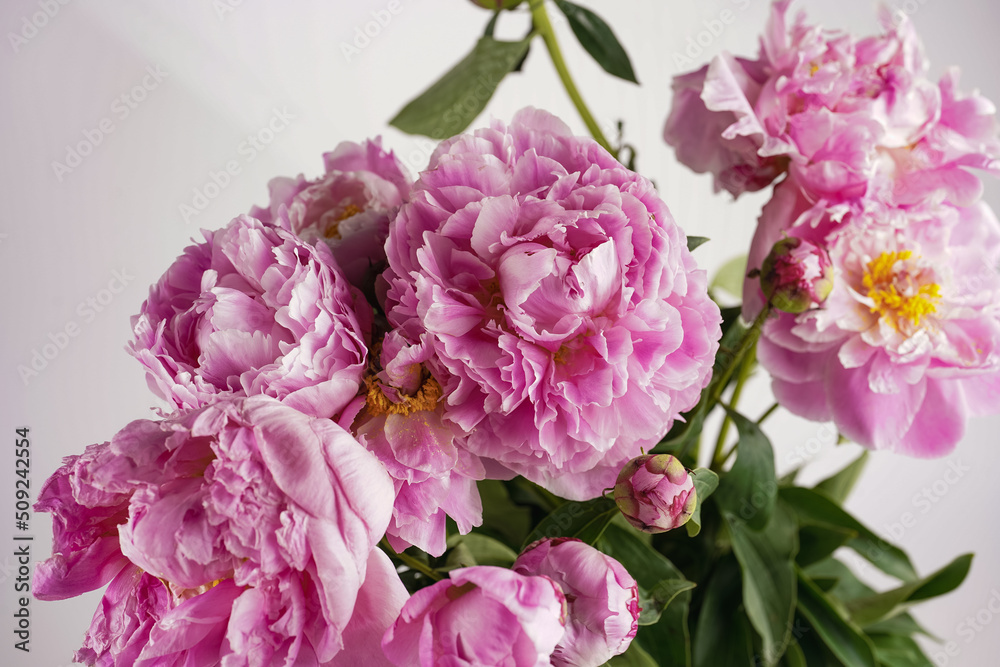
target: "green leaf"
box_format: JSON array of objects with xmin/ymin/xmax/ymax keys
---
[
  {"xmin": 693, "ymin": 555, "xmax": 754, "ymax": 667},
  {"xmin": 686, "ymin": 468, "xmax": 719, "ymax": 537},
  {"xmin": 553, "ymin": 0, "xmax": 638, "ymax": 83},
  {"xmin": 814, "ymin": 451, "xmax": 869, "ymax": 505},
  {"xmin": 606, "ymin": 641, "xmax": 659, "ymax": 667},
  {"xmin": 845, "ymin": 554, "xmax": 973, "ymax": 627},
  {"xmin": 864, "ymin": 612, "xmax": 935, "ymax": 639},
  {"xmin": 445, "ymin": 532, "xmax": 519, "ymax": 568},
  {"xmin": 710, "ymin": 254, "xmax": 748, "ymax": 300},
  {"xmin": 687, "ymin": 235, "xmax": 710, "ymax": 252},
  {"xmin": 804, "ymin": 557, "xmax": 876, "ymax": 602},
  {"xmin": 796, "ymin": 523, "xmax": 857, "ymax": 568},
  {"xmin": 476, "ymin": 480, "xmax": 532, "ymax": 549},
  {"xmin": 868, "ymin": 633, "xmax": 934, "ymax": 667},
  {"xmin": 781, "ymin": 487, "xmax": 918, "ymax": 581},
  {"xmin": 726, "ymin": 503, "xmax": 798, "ymax": 665},
  {"xmin": 390, "ymin": 35, "xmax": 531, "ymax": 139},
  {"xmin": 796, "ymin": 567, "xmax": 878, "ymax": 667},
  {"xmin": 715, "ymin": 409, "xmax": 777, "ymax": 531},
  {"xmin": 641, "ymin": 578, "xmax": 698, "ymax": 626},
  {"xmin": 522, "ymin": 496, "xmax": 618, "ymax": 549},
  {"xmin": 782, "ymin": 639, "xmax": 808, "ymax": 667},
  {"xmin": 598, "ymin": 524, "xmax": 692, "ymax": 666}
]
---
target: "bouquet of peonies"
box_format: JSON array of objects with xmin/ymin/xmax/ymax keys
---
[{"xmin": 34, "ymin": 1, "xmax": 1000, "ymax": 665}]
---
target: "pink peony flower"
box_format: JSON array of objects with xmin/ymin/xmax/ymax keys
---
[
  {"xmin": 513, "ymin": 538, "xmax": 639, "ymax": 667},
  {"xmin": 613, "ymin": 454, "xmax": 697, "ymax": 533},
  {"xmin": 354, "ymin": 330, "xmax": 486, "ymax": 557},
  {"xmin": 664, "ymin": 56, "xmax": 787, "ymax": 197},
  {"xmin": 250, "ymin": 138, "xmax": 411, "ymax": 290},
  {"xmin": 755, "ymin": 199, "xmax": 1000, "ymax": 456},
  {"xmin": 35, "ymin": 396, "xmax": 405, "ymax": 666},
  {"xmin": 383, "ymin": 108, "xmax": 721, "ymax": 500},
  {"xmin": 381, "ymin": 566, "xmax": 567, "ymax": 667},
  {"xmin": 130, "ymin": 214, "xmax": 371, "ymax": 420},
  {"xmin": 665, "ymin": 1, "xmax": 999, "ymax": 205}
]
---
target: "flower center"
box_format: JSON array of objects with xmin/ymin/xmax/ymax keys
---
[
  {"xmin": 862, "ymin": 250, "xmax": 941, "ymax": 330},
  {"xmin": 365, "ymin": 372, "xmax": 442, "ymax": 417},
  {"xmin": 324, "ymin": 203, "xmax": 364, "ymax": 239}
]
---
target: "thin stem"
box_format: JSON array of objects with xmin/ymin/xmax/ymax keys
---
[
  {"xmin": 757, "ymin": 402, "xmax": 779, "ymax": 425},
  {"xmin": 528, "ymin": 0, "xmax": 614, "ymax": 153},
  {"xmin": 711, "ymin": 345, "xmax": 755, "ymax": 469},
  {"xmin": 705, "ymin": 306, "xmax": 771, "ymax": 412},
  {"xmin": 380, "ymin": 539, "xmax": 442, "ymax": 581}
]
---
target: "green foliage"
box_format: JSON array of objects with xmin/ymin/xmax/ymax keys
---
[
  {"xmin": 553, "ymin": 0, "xmax": 638, "ymax": 83},
  {"xmin": 390, "ymin": 35, "xmax": 531, "ymax": 139}
]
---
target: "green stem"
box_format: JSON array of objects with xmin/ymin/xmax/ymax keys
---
[
  {"xmin": 711, "ymin": 345, "xmax": 755, "ymax": 469},
  {"xmin": 528, "ymin": 0, "xmax": 614, "ymax": 153},
  {"xmin": 380, "ymin": 539, "xmax": 442, "ymax": 581},
  {"xmin": 705, "ymin": 306, "xmax": 770, "ymax": 412},
  {"xmin": 757, "ymin": 402, "xmax": 779, "ymax": 425}
]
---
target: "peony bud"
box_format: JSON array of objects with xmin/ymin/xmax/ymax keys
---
[
  {"xmin": 759, "ymin": 237, "xmax": 834, "ymax": 314},
  {"xmin": 614, "ymin": 455, "xmax": 696, "ymax": 533}
]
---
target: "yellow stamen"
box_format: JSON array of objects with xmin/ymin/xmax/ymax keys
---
[
  {"xmin": 365, "ymin": 373, "xmax": 442, "ymax": 417},
  {"xmin": 324, "ymin": 203, "xmax": 363, "ymax": 239},
  {"xmin": 862, "ymin": 250, "xmax": 941, "ymax": 329}
]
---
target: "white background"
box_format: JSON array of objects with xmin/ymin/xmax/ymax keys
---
[{"xmin": 1, "ymin": 0, "xmax": 998, "ymax": 665}]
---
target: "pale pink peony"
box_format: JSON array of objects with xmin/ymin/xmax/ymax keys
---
[
  {"xmin": 665, "ymin": 1, "xmax": 999, "ymax": 205},
  {"xmin": 250, "ymin": 138, "xmax": 411, "ymax": 289},
  {"xmin": 613, "ymin": 454, "xmax": 697, "ymax": 533},
  {"xmin": 354, "ymin": 330, "xmax": 486, "ymax": 557},
  {"xmin": 130, "ymin": 214, "xmax": 371, "ymax": 420},
  {"xmin": 383, "ymin": 108, "xmax": 721, "ymax": 500},
  {"xmin": 381, "ymin": 566, "xmax": 567, "ymax": 667},
  {"xmin": 754, "ymin": 199, "xmax": 1000, "ymax": 456},
  {"xmin": 513, "ymin": 538, "xmax": 639, "ymax": 667},
  {"xmin": 34, "ymin": 397, "xmax": 405, "ymax": 666}
]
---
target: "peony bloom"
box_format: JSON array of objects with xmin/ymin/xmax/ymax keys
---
[
  {"xmin": 35, "ymin": 396, "xmax": 405, "ymax": 666},
  {"xmin": 664, "ymin": 57, "xmax": 787, "ymax": 197},
  {"xmin": 383, "ymin": 108, "xmax": 721, "ymax": 500},
  {"xmin": 381, "ymin": 566, "xmax": 567, "ymax": 667},
  {"xmin": 614, "ymin": 454, "xmax": 697, "ymax": 532},
  {"xmin": 664, "ymin": 1, "xmax": 999, "ymax": 206},
  {"xmin": 354, "ymin": 330, "xmax": 486, "ymax": 557},
  {"xmin": 130, "ymin": 214, "xmax": 371, "ymax": 421},
  {"xmin": 759, "ymin": 237, "xmax": 835, "ymax": 313},
  {"xmin": 755, "ymin": 199, "xmax": 1000, "ymax": 456},
  {"xmin": 250, "ymin": 138, "xmax": 411, "ymax": 290},
  {"xmin": 513, "ymin": 538, "xmax": 639, "ymax": 667}
]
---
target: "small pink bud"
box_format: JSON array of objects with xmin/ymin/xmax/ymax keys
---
[
  {"xmin": 614, "ymin": 455, "xmax": 696, "ymax": 533},
  {"xmin": 760, "ymin": 237, "xmax": 834, "ymax": 314}
]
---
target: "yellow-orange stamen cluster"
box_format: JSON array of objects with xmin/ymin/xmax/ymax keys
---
[
  {"xmin": 862, "ymin": 250, "xmax": 941, "ymax": 329},
  {"xmin": 365, "ymin": 372, "xmax": 442, "ymax": 417},
  {"xmin": 324, "ymin": 203, "xmax": 363, "ymax": 239}
]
